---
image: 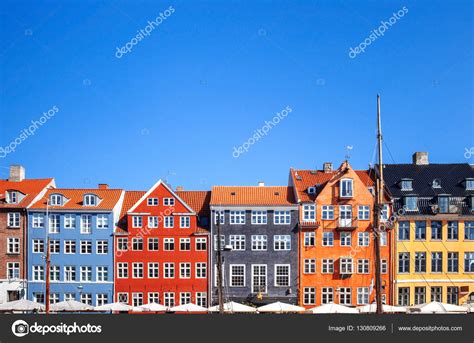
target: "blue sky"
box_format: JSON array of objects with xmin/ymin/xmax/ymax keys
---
[{"xmin": 0, "ymin": 0, "xmax": 472, "ymax": 190}]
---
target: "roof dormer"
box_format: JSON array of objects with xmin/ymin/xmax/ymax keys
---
[
  {"xmin": 307, "ymin": 186, "xmax": 316, "ymax": 195},
  {"xmin": 5, "ymin": 190, "xmax": 25, "ymax": 204},
  {"xmin": 83, "ymin": 193, "xmax": 100, "ymax": 207},
  {"xmin": 465, "ymin": 178, "xmax": 474, "ymax": 191},
  {"xmin": 49, "ymin": 193, "xmax": 66, "ymax": 206},
  {"xmin": 399, "ymin": 178, "xmax": 413, "ymax": 191}
]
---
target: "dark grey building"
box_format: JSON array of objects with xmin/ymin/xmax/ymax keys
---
[{"xmin": 209, "ymin": 185, "xmax": 298, "ymax": 305}]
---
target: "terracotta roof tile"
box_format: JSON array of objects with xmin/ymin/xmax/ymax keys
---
[
  {"xmin": 177, "ymin": 190, "xmax": 211, "ymax": 233},
  {"xmin": 0, "ymin": 178, "xmax": 54, "ymax": 208},
  {"xmin": 115, "ymin": 191, "xmax": 146, "ymax": 234},
  {"xmin": 210, "ymin": 186, "xmax": 296, "ymax": 206}
]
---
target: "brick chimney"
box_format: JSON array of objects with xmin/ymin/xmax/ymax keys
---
[
  {"xmin": 258, "ymin": 181, "xmax": 265, "ymax": 187},
  {"xmin": 323, "ymin": 162, "xmax": 333, "ymax": 173},
  {"xmin": 176, "ymin": 186, "xmax": 184, "ymax": 191},
  {"xmin": 9, "ymin": 165, "xmax": 25, "ymax": 182},
  {"xmin": 98, "ymin": 184, "xmax": 109, "ymax": 189},
  {"xmin": 412, "ymin": 152, "xmax": 429, "ymax": 165}
]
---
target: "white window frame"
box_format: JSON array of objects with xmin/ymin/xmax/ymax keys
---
[
  {"xmin": 251, "ymin": 235, "xmax": 267, "ymax": 251},
  {"xmin": 148, "ymin": 216, "xmax": 158, "ymax": 228},
  {"xmin": 274, "ymin": 264, "xmax": 290, "ymax": 287},
  {"xmin": 8, "ymin": 213, "xmax": 20, "ymax": 228},
  {"xmin": 251, "ymin": 210, "xmax": 267, "ymax": 224},
  {"xmin": 273, "ymin": 210, "xmax": 291, "ymax": 225},
  {"xmin": 302, "ymin": 204, "xmax": 316, "ymax": 222},
  {"xmin": 180, "ymin": 216, "xmax": 190, "ymax": 228},
  {"xmin": 229, "ymin": 264, "xmax": 246, "ymax": 287},
  {"xmin": 147, "ymin": 198, "xmax": 158, "ymax": 206},
  {"xmin": 230, "ymin": 211, "xmax": 245, "ymax": 225},
  {"xmin": 340, "ymin": 179, "xmax": 353, "ymax": 198}
]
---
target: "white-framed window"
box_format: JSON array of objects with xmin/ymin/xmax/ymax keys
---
[
  {"xmin": 64, "ymin": 240, "xmax": 76, "ymax": 254},
  {"xmin": 32, "ymin": 213, "xmax": 44, "ymax": 228},
  {"xmin": 304, "ymin": 232, "xmax": 315, "ymax": 246},
  {"xmin": 357, "ymin": 259, "xmax": 369, "ymax": 274},
  {"xmin": 274, "ymin": 210, "xmax": 291, "ymax": 224},
  {"xmin": 229, "ymin": 235, "xmax": 246, "ymax": 251},
  {"xmin": 322, "ymin": 259, "xmax": 334, "ymax": 274},
  {"xmin": 80, "ymin": 240, "xmax": 92, "ymax": 254},
  {"xmin": 381, "ymin": 204, "xmax": 389, "ymax": 221},
  {"xmin": 164, "ymin": 216, "xmax": 174, "ymax": 228},
  {"xmin": 96, "ymin": 294, "xmax": 108, "ymax": 306},
  {"xmin": 196, "ymin": 292, "xmax": 207, "ymax": 307},
  {"xmin": 148, "ymin": 216, "xmax": 158, "ymax": 228},
  {"xmin": 274, "ymin": 264, "xmax": 290, "ymax": 287},
  {"xmin": 80, "ymin": 266, "xmax": 92, "ymax": 282},
  {"xmin": 180, "ymin": 292, "xmax": 191, "ymax": 305},
  {"xmin": 340, "ymin": 232, "xmax": 352, "ymax": 246},
  {"xmin": 132, "ymin": 237, "xmax": 143, "ymax": 251},
  {"xmin": 132, "ymin": 216, "xmax": 142, "ymax": 228},
  {"xmin": 230, "ymin": 264, "xmax": 245, "ymax": 287},
  {"xmin": 83, "ymin": 194, "xmax": 98, "ymax": 206},
  {"xmin": 117, "ymin": 293, "xmax": 128, "ymax": 304},
  {"xmin": 117, "ymin": 237, "xmax": 128, "ymax": 251},
  {"xmin": 50, "ymin": 194, "xmax": 63, "ymax": 206},
  {"xmin": 340, "ymin": 179, "xmax": 353, "ymax": 197},
  {"xmin": 132, "ymin": 262, "xmax": 143, "ymax": 278},
  {"xmin": 381, "ymin": 259, "xmax": 388, "ymax": 274},
  {"xmin": 7, "ymin": 262, "xmax": 20, "ymax": 279},
  {"xmin": 303, "ymin": 287, "xmax": 316, "ymax": 305},
  {"xmin": 148, "ymin": 237, "xmax": 159, "ymax": 251},
  {"xmin": 357, "ymin": 287, "xmax": 369, "ymax": 305},
  {"xmin": 251, "ymin": 235, "xmax": 267, "ymax": 251},
  {"xmin": 304, "ymin": 259, "xmax": 316, "ymax": 274},
  {"xmin": 164, "ymin": 263, "xmax": 175, "ymax": 278},
  {"xmin": 214, "ymin": 211, "xmax": 225, "ymax": 224},
  {"xmin": 322, "ymin": 231, "xmax": 334, "ymax": 246},
  {"xmin": 251, "ymin": 210, "xmax": 267, "ymax": 224},
  {"xmin": 148, "ymin": 262, "xmax": 159, "ymax": 278},
  {"xmin": 321, "ymin": 205, "xmax": 334, "ymax": 220},
  {"xmin": 33, "ymin": 292, "xmax": 45, "ymax": 304},
  {"xmin": 6, "ymin": 191, "xmax": 19, "ymax": 204},
  {"xmin": 164, "ymin": 238, "xmax": 174, "ymax": 251},
  {"xmin": 322, "ymin": 287, "xmax": 334, "ymax": 304},
  {"xmin": 180, "ymin": 216, "xmax": 190, "ymax": 228},
  {"xmin": 213, "ymin": 235, "xmax": 225, "ymax": 251},
  {"xmin": 132, "ymin": 293, "xmax": 143, "ymax": 307},
  {"xmin": 64, "ymin": 214, "xmax": 75, "ymax": 229},
  {"xmin": 163, "ymin": 198, "xmax": 175, "ymax": 206},
  {"xmin": 7, "ymin": 238, "xmax": 20, "ymax": 254},
  {"xmin": 196, "ymin": 262, "xmax": 206, "ymax": 278},
  {"xmin": 49, "ymin": 240, "xmax": 60, "ymax": 254},
  {"xmin": 251, "ymin": 264, "xmax": 267, "ymax": 293},
  {"xmin": 358, "ymin": 205, "xmax": 370, "ymax": 220},
  {"xmin": 339, "ymin": 287, "xmax": 352, "ymax": 305},
  {"xmin": 48, "ymin": 214, "xmax": 60, "ymax": 233},
  {"xmin": 179, "ymin": 237, "xmax": 190, "ymax": 251},
  {"xmin": 180, "ymin": 262, "xmax": 191, "ymax": 279},
  {"xmin": 230, "ymin": 211, "xmax": 245, "ymax": 224},
  {"xmin": 97, "ymin": 214, "xmax": 108, "ymax": 229},
  {"xmin": 96, "ymin": 240, "xmax": 108, "ymax": 254},
  {"xmin": 214, "ymin": 264, "xmax": 225, "ymax": 287},
  {"xmin": 96, "ymin": 266, "xmax": 108, "ymax": 282},
  {"xmin": 49, "ymin": 293, "xmax": 60, "ymax": 304},
  {"xmin": 196, "ymin": 237, "xmax": 207, "ymax": 251},
  {"xmin": 80, "ymin": 215, "xmax": 92, "ymax": 234},
  {"xmin": 358, "ymin": 232, "xmax": 370, "ymax": 246},
  {"xmin": 302, "ymin": 204, "xmax": 316, "ymax": 222},
  {"xmin": 164, "ymin": 292, "xmax": 175, "ymax": 307},
  {"xmin": 148, "ymin": 292, "xmax": 159, "ymax": 304},
  {"xmin": 380, "ymin": 232, "xmax": 387, "ymax": 246},
  {"xmin": 64, "ymin": 293, "xmax": 75, "ymax": 302},
  {"xmin": 274, "ymin": 235, "xmax": 291, "ymax": 251},
  {"xmin": 401, "ymin": 179, "xmax": 413, "ymax": 191},
  {"xmin": 117, "ymin": 262, "xmax": 128, "ymax": 278},
  {"xmin": 340, "ymin": 258, "xmax": 353, "ymax": 274},
  {"xmin": 7, "ymin": 213, "xmax": 20, "ymax": 228},
  {"xmin": 147, "ymin": 198, "xmax": 158, "ymax": 206},
  {"xmin": 33, "ymin": 239, "xmax": 45, "ymax": 253}
]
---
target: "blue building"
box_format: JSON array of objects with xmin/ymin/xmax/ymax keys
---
[{"xmin": 27, "ymin": 186, "xmax": 124, "ymax": 306}]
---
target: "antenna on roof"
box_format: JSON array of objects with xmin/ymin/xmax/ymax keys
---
[{"xmin": 345, "ymin": 146, "xmax": 353, "ymax": 161}]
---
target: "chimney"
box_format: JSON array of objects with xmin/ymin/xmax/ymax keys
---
[
  {"xmin": 323, "ymin": 162, "xmax": 333, "ymax": 173},
  {"xmin": 9, "ymin": 165, "xmax": 25, "ymax": 182},
  {"xmin": 412, "ymin": 152, "xmax": 429, "ymax": 165},
  {"xmin": 258, "ymin": 181, "xmax": 265, "ymax": 187},
  {"xmin": 98, "ymin": 184, "xmax": 109, "ymax": 189},
  {"xmin": 176, "ymin": 186, "xmax": 184, "ymax": 192}
]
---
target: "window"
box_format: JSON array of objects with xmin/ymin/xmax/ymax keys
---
[
  {"xmin": 381, "ymin": 204, "xmax": 389, "ymax": 221},
  {"xmin": 251, "ymin": 210, "xmax": 267, "ymax": 224},
  {"xmin": 7, "ymin": 191, "xmax": 19, "ymax": 204},
  {"xmin": 80, "ymin": 266, "xmax": 92, "ymax": 282},
  {"xmin": 164, "ymin": 293, "xmax": 175, "ymax": 307},
  {"xmin": 273, "ymin": 235, "xmax": 291, "ymax": 250},
  {"xmin": 132, "ymin": 293, "xmax": 143, "ymax": 307},
  {"xmin": 304, "ymin": 259, "xmax": 316, "ymax": 274},
  {"xmin": 447, "ymin": 287, "xmax": 459, "ymax": 305},
  {"xmin": 64, "ymin": 293, "xmax": 75, "ymax": 302},
  {"xmin": 431, "ymin": 221, "xmax": 442, "ymax": 240},
  {"xmin": 431, "ymin": 287, "xmax": 442, "ymax": 302},
  {"xmin": 339, "ymin": 205, "xmax": 352, "ymax": 228},
  {"xmin": 64, "ymin": 214, "xmax": 75, "ymax": 229},
  {"xmin": 398, "ymin": 253, "xmax": 410, "ymax": 273},
  {"xmin": 180, "ymin": 292, "xmax": 191, "ymax": 305},
  {"xmin": 340, "ymin": 232, "xmax": 351, "ymax": 246},
  {"xmin": 229, "ymin": 235, "xmax": 245, "ymax": 251},
  {"xmin": 381, "ymin": 259, "xmax": 388, "ymax": 274},
  {"xmin": 465, "ymin": 222, "xmax": 474, "ymax": 240},
  {"xmin": 358, "ymin": 232, "xmax": 369, "ymax": 246},
  {"xmin": 230, "ymin": 211, "xmax": 245, "ymax": 224},
  {"xmin": 230, "ymin": 265, "xmax": 245, "ymax": 287},
  {"xmin": 274, "ymin": 210, "xmax": 290, "ymax": 224},
  {"xmin": 32, "ymin": 213, "xmax": 44, "ymax": 228},
  {"xmin": 213, "ymin": 235, "xmax": 225, "ymax": 250},
  {"xmin": 322, "ymin": 232, "xmax": 334, "ymax": 246},
  {"xmin": 132, "ymin": 216, "xmax": 142, "ymax": 228},
  {"xmin": 144, "ymin": 237, "xmax": 158, "ymax": 251},
  {"xmin": 96, "ymin": 294, "xmax": 108, "ymax": 306},
  {"xmin": 464, "ymin": 252, "xmax": 474, "ymax": 272},
  {"xmin": 214, "ymin": 211, "xmax": 225, "ymax": 224},
  {"xmin": 302, "ymin": 204, "xmax": 316, "ymax": 222},
  {"xmin": 303, "ymin": 287, "xmax": 315, "ymax": 305},
  {"xmin": 251, "ymin": 265, "xmax": 267, "ymax": 293},
  {"xmin": 357, "ymin": 259, "xmax": 369, "ymax": 274},
  {"xmin": 196, "ymin": 237, "xmax": 207, "ymax": 251},
  {"xmin": 8, "ymin": 213, "xmax": 20, "ymax": 228},
  {"xmin": 117, "ymin": 237, "xmax": 128, "ymax": 251},
  {"xmin": 438, "ymin": 196, "xmax": 449, "ymax": 213},
  {"xmin": 96, "ymin": 240, "xmax": 108, "ymax": 254},
  {"xmin": 340, "ymin": 258, "xmax": 353, "ymax": 274},
  {"xmin": 447, "ymin": 252, "xmax": 458, "ymax": 272},
  {"xmin": 398, "ymin": 221, "xmax": 410, "ymax": 240},
  {"xmin": 196, "ymin": 292, "xmax": 207, "ymax": 307},
  {"xmin": 340, "ymin": 179, "xmax": 353, "ymax": 197},
  {"xmin": 179, "ymin": 238, "xmax": 190, "ymax": 251},
  {"xmin": 414, "ymin": 287, "xmax": 426, "ymax": 305},
  {"xmin": 447, "ymin": 221, "xmax": 458, "ymax": 240},
  {"xmin": 132, "ymin": 263, "xmax": 144, "ymax": 278},
  {"xmin": 358, "ymin": 206, "xmax": 370, "ymax": 220},
  {"xmin": 132, "ymin": 238, "xmax": 143, "ymax": 251},
  {"xmin": 64, "ymin": 240, "xmax": 76, "ymax": 254},
  {"xmin": 380, "ymin": 232, "xmax": 387, "ymax": 246},
  {"xmin": 49, "ymin": 293, "xmax": 60, "ymax": 304},
  {"xmin": 404, "ymin": 196, "xmax": 418, "ymax": 211},
  {"xmin": 251, "ymin": 235, "xmax": 267, "ymax": 251},
  {"xmin": 180, "ymin": 263, "xmax": 191, "ymax": 279},
  {"xmin": 164, "ymin": 238, "xmax": 174, "ymax": 251},
  {"xmin": 33, "ymin": 239, "xmax": 45, "ymax": 253},
  {"xmin": 401, "ymin": 179, "xmax": 413, "ymax": 191},
  {"xmin": 7, "ymin": 262, "xmax": 20, "ymax": 279},
  {"xmin": 147, "ymin": 198, "xmax": 158, "ymax": 206},
  {"xmin": 415, "ymin": 221, "xmax": 426, "ymax": 240},
  {"xmin": 148, "ymin": 216, "xmax": 158, "ymax": 228},
  {"xmin": 321, "ymin": 205, "xmax": 334, "ymax": 220},
  {"xmin": 97, "ymin": 214, "xmax": 108, "ymax": 229},
  {"xmin": 7, "ymin": 238, "xmax": 19, "ymax": 254},
  {"xmin": 339, "ymin": 287, "xmax": 351, "ymax": 305},
  {"xmin": 118, "ymin": 263, "xmax": 128, "ymax": 278},
  {"xmin": 196, "ymin": 262, "xmax": 206, "ymax": 278},
  {"xmin": 322, "ymin": 259, "xmax": 334, "ymax": 274},
  {"xmin": 275, "ymin": 265, "xmax": 291, "ymax": 287},
  {"xmin": 322, "ymin": 287, "xmax": 333, "ymax": 304},
  {"xmin": 47, "ymin": 239, "xmax": 59, "ymax": 254},
  {"xmin": 466, "ymin": 179, "xmax": 474, "ymax": 190},
  {"xmin": 398, "ymin": 288, "xmax": 410, "ymax": 306},
  {"xmin": 83, "ymin": 194, "xmax": 98, "ymax": 206},
  {"xmin": 80, "ymin": 240, "xmax": 92, "ymax": 254},
  {"xmin": 48, "ymin": 214, "xmax": 60, "ymax": 233},
  {"xmin": 180, "ymin": 216, "xmax": 190, "ymax": 228},
  {"xmin": 148, "ymin": 263, "xmax": 159, "ymax": 278},
  {"xmin": 50, "ymin": 194, "xmax": 63, "ymax": 206},
  {"xmin": 148, "ymin": 292, "xmax": 159, "ymax": 304},
  {"xmin": 415, "ymin": 252, "xmax": 426, "ymax": 272},
  {"xmin": 97, "ymin": 266, "xmax": 108, "ymax": 282},
  {"xmin": 64, "ymin": 266, "xmax": 76, "ymax": 282},
  {"xmin": 431, "ymin": 252, "xmax": 442, "ymax": 273},
  {"xmin": 163, "ymin": 198, "xmax": 175, "ymax": 206},
  {"xmin": 164, "ymin": 263, "xmax": 175, "ymax": 278},
  {"xmin": 117, "ymin": 293, "xmax": 128, "ymax": 304},
  {"xmin": 357, "ymin": 287, "xmax": 369, "ymax": 305},
  {"xmin": 304, "ymin": 232, "xmax": 315, "ymax": 246},
  {"xmin": 164, "ymin": 216, "xmax": 174, "ymax": 228},
  {"xmin": 81, "ymin": 215, "xmax": 92, "ymax": 234},
  {"xmin": 33, "ymin": 292, "xmax": 45, "ymax": 304}
]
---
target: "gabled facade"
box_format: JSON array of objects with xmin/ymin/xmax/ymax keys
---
[
  {"xmin": 0, "ymin": 165, "xmax": 54, "ymax": 303},
  {"xmin": 384, "ymin": 152, "xmax": 474, "ymax": 306},
  {"xmin": 209, "ymin": 185, "xmax": 299, "ymax": 305},
  {"xmin": 114, "ymin": 181, "xmax": 210, "ymax": 308},
  {"xmin": 290, "ymin": 161, "xmax": 392, "ymax": 307},
  {"xmin": 27, "ymin": 186, "xmax": 124, "ymax": 306}
]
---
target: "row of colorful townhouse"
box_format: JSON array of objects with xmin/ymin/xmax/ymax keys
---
[{"xmin": 0, "ymin": 152, "xmax": 473, "ymax": 308}]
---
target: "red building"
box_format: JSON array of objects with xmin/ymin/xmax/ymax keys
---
[{"xmin": 114, "ymin": 180, "xmax": 210, "ymax": 308}]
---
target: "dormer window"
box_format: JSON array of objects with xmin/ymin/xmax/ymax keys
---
[
  {"xmin": 432, "ymin": 179, "xmax": 441, "ymax": 188},
  {"xmin": 466, "ymin": 179, "xmax": 474, "ymax": 190},
  {"xmin": 404, "ymin": 196, "xmax": 418, "ymax": 211},
  {"xmin": 49, "ymin": 194, "xmax": 64, "ymax": 206},
  {"xmin": 438, "ymin": 196, "xmax": 449, "ymax": 213},
  {"xmin": 400, "ymin": 179, "xmax": 413, "ymax": 191},
  {"xmin": 6, "ymin": 191, "xmax": 20, "ymax": 204},
  {"xmin": 83, "ymin": 194, "xmax": 98, "ymax": 207},
  {"xmin": 307, "ymin": 187, "xmax": 316, "ymax": 195},
  {"xmin": 340, "ymin": 179, "xmax": 353, "ymax": 198}
]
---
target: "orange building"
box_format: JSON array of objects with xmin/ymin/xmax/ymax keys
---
[{"xmin": 289, "ymin": 161, "xmax": 393, "ymax": 307}]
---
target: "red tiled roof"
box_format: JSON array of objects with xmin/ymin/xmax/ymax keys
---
[
  {"xmin": 30, "ymin": 188, "xmax": 123, "ymax": 210},
  {"xmin": 177, "ymin": 191, "xmax": 211, "ymax": 233},
  {"xmin": 115, "ymin": 191, "xmax": 146, "ymax": 234},
  {"xmin": 0, "ymin": 178, "xmax": 54, "ymax": 208},
  {"xmin": 210, "ymin": 186, "xmax": 296, "ymax": 206}
]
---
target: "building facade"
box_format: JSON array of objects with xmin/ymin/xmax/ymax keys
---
[
  {"xmin": 114, "ymin": 181, "xmax": 210, "ymax": 308},
  {"xmin": 27, "ymin": 186, "xmax": 124, "ymax": 306},
  {"xmin": 209, "ymin": 185, "xmax": 299, "ymax": 305},
  {"xmin": 290, "ymin": 161, "xmax": 392, "ymax": 307},
  {"xmin": 385, "ymin": 152, "xmax": 474, "ymax": 306},
  {"xmin": 0, "ymin": 166, "xmax": 53, "ymax": 303}
]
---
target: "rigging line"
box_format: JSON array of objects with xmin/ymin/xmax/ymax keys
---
[{"xmin": 382, "ymin": 139, "xmax": 397, "ymax": 164}]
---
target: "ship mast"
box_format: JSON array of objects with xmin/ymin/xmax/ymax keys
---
[{"xmin": 215, "ymin": 212, "xmax": 224, "ymax": 314}]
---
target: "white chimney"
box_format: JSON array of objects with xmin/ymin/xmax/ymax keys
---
[
  {"xmin": 258, "ymin": 181, "xmax": 265, "ymax": 187},
  {"xmin": 9, "ymin": 165, "xmax": 25, "ymax": 182},
  {"xmin": 412, "ymin": 152, "xmax": 429, "ymax": 165},
  {"xmin": 323, "ymin": 162, "xmax": 333, "ymax": 173}
]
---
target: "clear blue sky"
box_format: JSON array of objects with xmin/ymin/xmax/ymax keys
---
[{"xmin": 0, "ymin": 0, "xmax": 472, "ymax": 190}]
